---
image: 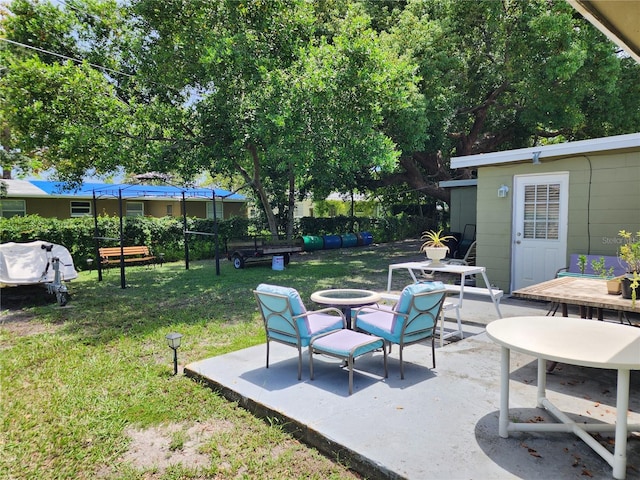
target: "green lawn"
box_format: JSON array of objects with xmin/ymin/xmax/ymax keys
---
[{"xmin": 0, "ymin": 241, "xmax": 421, "ymax": 479}]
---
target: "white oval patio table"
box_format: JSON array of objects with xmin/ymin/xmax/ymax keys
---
[
  {"xmin": 310, "ymin": 289, "xmax": 381, "ymax": 329},
  {"xmin": 486, "ymin": 316, "xmax": 640, "ymax": 480}
]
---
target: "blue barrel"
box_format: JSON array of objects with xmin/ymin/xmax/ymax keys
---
[
  {"xmin": 322, "ymin": 234, "xmax": 342, "ymax": 249},
  {"xmin": 356, "ymin": 232, "xmax": 365, "ymax": 246},
  {"xmin": 340, "ymin": 233, "xmax": 358, "ymax": 248},
  {"xmin": 302, "ymin": 235, "xmax": 324, "ymax": 251},
  {"xmin": 359, "ymin": 231, "xmax": 373, "ymax": 245}
]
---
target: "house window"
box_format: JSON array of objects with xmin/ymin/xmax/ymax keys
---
[
  {"xmin": 206, "ymin": 201, "xmax": 224, "ymax": 219},
  {"xmin": 70, "ymin": 201, "xmax": 92, "ymax": 217},
  {"xmin": 166, "ymin": 204, "xmax": 173, "ymax": 216},
  {"xmin": 523, "ymin": 184, "xmax": 560, "ymax": 240},
  {"xmin": 0, "ymin": 200, "xmax": 26, "ymax": 218},
  {"xmin": 126, "ymin": 202, "xmax": 144, "ymax": 217}
]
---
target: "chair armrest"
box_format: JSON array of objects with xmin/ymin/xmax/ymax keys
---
[
  {"xmin": 301, "ymin": 306, "xmax": 345, "ymax": 317},
  {"xmin": 446, "ymin": 259, "xmax": 468, "ymax": 266},
  {"xmin": 353, "ymin": 305, "xmax": 409, "ymax": 326},
  {"xmin": 554, "ymin": 266, "xmax": 568, "ymax": 277},
  {"xmin": 353, "ymin": 304, "xmax": 396, "ymax": 316}
]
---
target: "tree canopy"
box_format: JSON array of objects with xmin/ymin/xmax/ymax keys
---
[
  {"xmin": 1, "ymin": 0, "xmax": 639, "ymax": 235},
  {"xmin": 377, "ymin": 0, "xmax": 640, "ymax": 196}
]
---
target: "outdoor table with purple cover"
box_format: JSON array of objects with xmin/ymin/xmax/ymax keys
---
[{"xmin": 310, "ymin": 289, "xmax": 381, "ymax": 329}]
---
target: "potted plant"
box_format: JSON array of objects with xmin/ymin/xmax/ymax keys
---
[
  {"xmin": 618, "ymin": 230, "xmax": 640, "ymax": 306},
  {"xmin": 577, "ymin": 254, "xmax": 587, "ymax": 275},
  {"xmin": 590, "ymin": 256, "xmax": 621, "ymax": 295},
  {"xmin": 420, "ymin": 229, "xmax": 455, "ymax": 266}
]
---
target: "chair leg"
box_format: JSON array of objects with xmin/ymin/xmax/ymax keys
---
[
  {"xmin": 309, "ymin": 346, "xmax": 314, "ymax": 380},
  {"xmin": 399, "ymin": 345, "xmax": 404, "ymax": 380},
  {"xmin": 431, "ymin": 335, "xmax": 436, "ymax": 369},
  {"xmin": 383, "ymin": 343, "xmax": 388, "ymax": 378},
  {"xmin": 297, "ymin": 346, "xmax": 302, "ymax": 381},
  {"xmin": 619, "ymin": 311, "xmax": 632, "ymax": 325},
  {"xmin": 266, "ymin": 340, "xmax": 270, "ymax": 368}
]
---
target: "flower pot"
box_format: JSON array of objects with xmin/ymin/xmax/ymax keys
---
[
  {"xmin": 423, "ymin": 246, "xmax": 448, "ymax": 266},
  {"xmin": 606, "ymin": 276, "xmax": 622, "ymax": 295},
  {"xmin": 621, "ymin": 275, "xmax": 637, "ymax": 300}
]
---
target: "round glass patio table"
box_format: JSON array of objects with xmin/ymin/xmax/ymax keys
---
[{"xmin": 310, "ymin": 289, "xmax": 381, "ymax": 329}]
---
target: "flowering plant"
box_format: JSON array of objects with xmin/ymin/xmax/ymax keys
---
[{"xmin": 618, "ymin": 230, "xmax": 640, "ymax": 273}]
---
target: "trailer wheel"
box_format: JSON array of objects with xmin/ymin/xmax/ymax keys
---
[
  {"xmin": 283, "ymin": 253, "xmax": 291, "ymax": 265},
  {"xmin": 57, "ymin": 292, "xmax": 69, "ymax": 306},
  {"xmin": 232, "ymin": 254, "xmax": 245, "ymax": 269}
]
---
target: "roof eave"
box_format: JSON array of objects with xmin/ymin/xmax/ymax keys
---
[
  {"xmin": 450, "ymin": 132, "xmax": 640, "ymax": 169},
  {"xmin": 567, "ymin": 0, "xmax": 640, "ymax": 63},
  {"xmin": 439, "ymin": 179, "xmax": 478, "ymax": 188}
]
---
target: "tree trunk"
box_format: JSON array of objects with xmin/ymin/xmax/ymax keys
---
[
  {"xmin": 243, "ymin": 143, "xmax": 279, "ymax": 238},
  {"xmin": 286, "ymin": 162, "xmax": 295, "ymax": 240}
]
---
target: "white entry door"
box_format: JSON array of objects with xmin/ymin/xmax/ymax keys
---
[{"xmin": 511, "ymin": 173, "xmax": 569, "ymax": 291}]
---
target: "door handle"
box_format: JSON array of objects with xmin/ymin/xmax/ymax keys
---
[{"xmin": 516, "ymin": 240, "xmax": 521, "ymax": 244}]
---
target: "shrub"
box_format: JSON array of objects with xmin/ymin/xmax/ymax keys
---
[{"xmin": 0, "ymin": 213, "xmax": 434, "ymax": 270}]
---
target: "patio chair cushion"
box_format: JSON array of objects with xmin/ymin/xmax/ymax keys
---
[
  {"xmin": 256, "ymin": 284, "xmax": 341, "ymax": 341},
  {"xmin": 351, "ymin": 309, "xmax": 394, "ymax": 339},
  {"xmin": 304, "ymin": 312, "xmax": 346, "ymax": 337},
  {"xmin": 356, "ymin": 310, "xmax": 434, "ymax": 344},
  {"xmin": 393, "ymin": 281, "xmax": 445, "ymax": 329},
  {"xmin": 256, "ymin": 283, "xmax": 307, "ymax": 316},
  {"xmin": 267, "ymin": 312, "xmax": 344, "ymax": 346},
  {"xmin": 354, "ymin": 282, "xmax": 446, "ymax": 378},
  {"xmin": 356, "ymin": 282, "xmax": 445, "ymax": 341}
]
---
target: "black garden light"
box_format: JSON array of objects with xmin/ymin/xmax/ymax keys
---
[{"xmin": 165, "ymin": 332, "xmax": 183, "ymax": 375}]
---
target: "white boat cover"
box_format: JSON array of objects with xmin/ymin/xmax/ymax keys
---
[{"xmin": 0, "ymin": 241, "xmax": 78, "ymax": 287}]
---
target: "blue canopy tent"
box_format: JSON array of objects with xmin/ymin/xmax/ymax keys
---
[{"xmin": 37, "ymin": 181, "xmax": 244, "ymax": 288}]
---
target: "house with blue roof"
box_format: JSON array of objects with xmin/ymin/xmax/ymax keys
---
[{"xmin": 0, "ymin": 180, "xmax": 247, "ymax": 220}]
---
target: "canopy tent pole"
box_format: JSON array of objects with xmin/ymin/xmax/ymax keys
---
[
  {"xmin": 182, "ymin": 191, "xmax": 189, "ymax": 270},
  {"xmin": 92, "ymin": 191, "xmax": 103, "ymax": 282},
  {"xmin": 212, "ymin": 192, "xmax": 220, "ymax": 276},
  {"xmin": 118, "ymin": 188, "xmax": 126, "ymax": 289}
]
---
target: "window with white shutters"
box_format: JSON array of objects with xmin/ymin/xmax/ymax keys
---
[{"xmin": 523, "ymin": 183, "xmax": 560, "ymax": 240}]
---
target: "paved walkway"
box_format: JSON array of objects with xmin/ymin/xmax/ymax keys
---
[{"xmin": 185, "ymin": 296, "xmax": 640, "ymax": 480}]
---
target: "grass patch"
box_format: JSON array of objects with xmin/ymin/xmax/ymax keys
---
[{"xmin": 0, "ymin": 240, "xmax": 422, "ymax": 479}]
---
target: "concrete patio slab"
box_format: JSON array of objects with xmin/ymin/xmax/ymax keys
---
[{"xmin": 185, "ymin": 297, "xmax": 640, "ymax": 480}]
